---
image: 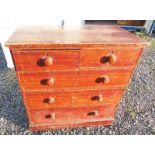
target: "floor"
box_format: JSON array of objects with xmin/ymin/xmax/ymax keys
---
[{"xmin": 0, "ymin": 48, "xmax": 155, "ymax": 135}]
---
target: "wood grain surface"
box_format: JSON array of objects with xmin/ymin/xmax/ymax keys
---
[
  {"xmin": 30, "ymin": 120, "xmax": 113, "ymax": 131},
  {"xmin": 18, "ymin": 69, "xmax": 132, "ymax": 90},
  {"xmin": 80, "ymin": 48, "xmax": 141, "ymax": 68},
  {"xmin": 29, "ymin": 105, "xmax": 116, "ymax": 124},
  {"xmin": 6, "ymin": 25, "xmax": 148, "ymax": 130},
  {"xmin": 5, "ymin": 25, "xmax": 149, "ymax": 49},
  {"xmin": 24, "ymin": 89, "xmax": 124, "ymax": 109},
  {"xmin": 12, "ymin": 49, "xmax": 79, "ymax": 71},
  {"xmin": 11, "ymin": 47, "xmax": 141, "ymax": 71}
]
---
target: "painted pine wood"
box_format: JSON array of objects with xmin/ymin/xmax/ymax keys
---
[
  {"xmin": 24, "ymin": 89, "xmax": 124, "ymax": 109},
  {"xmin": 5, "ymin": 25, "xmax": 149, "ymax": 49},
  {"xmin": 29, "ymin": 105, "xmax": 116, "ymax": 125},
  {"xmin": 18, "ymin": 69, "xmax": 132, "ymax": 90},
  {"xmin": 12, "ymin": 49, "xmax": 80, "ymax": 71},
  {"xmin": 5, "ymin": 25, "xmax": 148, "ymax": 130}
]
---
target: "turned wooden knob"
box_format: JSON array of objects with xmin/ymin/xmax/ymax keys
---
[
  {"xmin": 87, "ymin": 111, "xmax": 99, "ymax": 117},
  {"xmin": 44, "ymin": 56, "xmax": 53, "ymax": 66},
  {"xmin": 47, "ymin": 97, "xmax": 55, "ymax": 104},
  {"xmin": 97, "ymin": 94, "xmax": 103, "ymax": 102},
  {"xmin": 47, "ymin": 78, "xmax": 54, "ymax": 86},
  {"xmin": 108, "ymin": 54, "xmax": 117, "ymax": 64},
  {"xmin": 100, "ymin": 75, "xmax": 110, "ymax": 84},
  {"xmin": 45, "ymin": 113, "xmax": 55, "ymax": 120}
]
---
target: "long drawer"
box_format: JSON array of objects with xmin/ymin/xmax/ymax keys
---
[
  {"xmin": 29, "ymin": 105, "xmax": 116, "ymax": 125},
  {"xmin": 18, "ymin": 69, "xmax": 132, "ymax": 90},
  {"xmin": 24, "ymin": 89, "xmax": 124, "ymax": 109}
]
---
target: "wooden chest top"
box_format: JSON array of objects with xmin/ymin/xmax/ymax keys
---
[{"xmin": 5, "ymin": 25, "xmax": 149, "ymax": 49}]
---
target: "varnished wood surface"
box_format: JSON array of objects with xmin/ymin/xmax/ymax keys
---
[
  {"xmin": 81, "ymin": 48, "xmax": 141, "ymax": 68},
  {"xmin": 6, "ymin": 25, "xmax": 147, "ymax": 131},
  {"xmin": 29, "ymin": 105, "xmax": 116, "ymax": 124},
  {"xmin": 12, "ymin": 48, "xmax": 141, "ymax": 71},
  {"xmin": 12, "ymin": 49, "xmax": 79, "ymax": 71},
  {"xmin": 5, "ymin": 25, "xmax": 149, "ymax": 49},
  {"xmin": 24, "ymin": 89, "xmax": 123, "ymax": 109},
  {"xmin": 18, "ymin": 69, "xmax": 132, "ymax": 90},
  {"xmin": 30, "ymin": 120, "xmax": 113, "ymax": 131}
]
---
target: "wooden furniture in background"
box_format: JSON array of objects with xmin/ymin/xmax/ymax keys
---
[
  {"xmin": 117, "ymin": 20, "xmax": 146, "ymax": 26},
  {"xmin": 5, "ymin": 25, "xmax": 149, "ymax": 130}
]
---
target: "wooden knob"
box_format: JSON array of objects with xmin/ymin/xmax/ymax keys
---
[
  {"xmin": 44, "ymin": 56, "xmax": 53, "ymax": 66},
  {"xmin": 108, "ymin": 54, "xmax": 117, "ymax": 64},
  {"xmin": 91, "ymin": 95, "xmax": 103, "ymax": 102},
  {"xmin": 47, "ymin": 78, "xmax": 54, "ymax": 86},
  {"xmin": 100, "ymin": 75, "xmax": 110, "ymax": 84},
  {"xmin": 45, "ymin": 113, "xmax": 55, "ymax": 120},
  {"xmin": 97, "ymin": 94, "xmax": 103, "ymax": 102},
  {"xmin": 87, "ymin": 111, "xmax": 99, "ymax": 117},
  {"xmin": 47, "ymin": 97, "xmax": 55, "ymax": 104}
]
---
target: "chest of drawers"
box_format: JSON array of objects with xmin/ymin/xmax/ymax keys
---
[{"xmin": 5, "ymin": 25, "xmax": 149, "ymax": 131}]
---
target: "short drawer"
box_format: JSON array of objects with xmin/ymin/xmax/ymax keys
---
[
  {"xmin": 18, "ymin": 71, "xmax": 78, "ymax": 90},
  {"xmin": 18, "ymin": 69, "xmax": 132, "ymax": 90},
  {"xmin": 24, "ymin": 89, "xmax": 124, "ymax": 109},
  {"xmin": 77, "ymin": 70, "xmax": 131, "ymax": 89},
  {"xmin": 12, "ymin": 49, "xmax": 79, "ymax": 71},
  {"xmin": 29, "ymin": 105, "xmax": 116, "ymax": 125},
  {"xmin": 76, "ymin": 89, "xmax": 123, "ymax": 107},
  {"xmin": 80, "ymin": 48, "xmax": 141, "ymax": 68}
]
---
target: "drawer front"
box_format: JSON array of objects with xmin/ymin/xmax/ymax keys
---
[
  {"xmin": 77, "ymin": 70, "xmax": 131, "ymax": 89},
  {"xmin": 12, "ymin": 50, "xmax": 79, "ymax": 71},
  {"xmin": 18, "ymin": 71, "xmax": 78, "ymax": 90},
  {"xmin": 76, "ymin": 89, "xmax": 123, "ymax": 107},
  {"xmin": 18, "ymin": 70, "xmax": 132, "ymax": 90},
  {"xmin": 29, "ymin": 105, "xmax": 116, "ymax": 124},
  {"xmin": 80, "ymin": 48, "xmax": 141, "ymax": 68},
  {"xmin": 25, "ymin": 91, "xmax": 76, "ymax": 109},
  {"xmin": 24, "ymin": 89, "xmax": 123, "ymax": 109}
]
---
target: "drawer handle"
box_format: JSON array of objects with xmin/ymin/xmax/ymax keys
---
[
  {"xmin": 98, "ymin": 94, "xmax": 103, "ymax": 101},
  {"xmin": 101, "ymin": 75, "xmax": 110, "ymax": 84},
  {"xmin": 107, "ymin": 54, "xmax": 117, "ymax": 64},
  {"xmin": 44, "ymin": 97, "xmax": 55, "ymax": 104},
  {"xmin": 44, "ymin": 56, "xmax": 53, "ymax": 67},
  {"xmin": 91, "ymin": 94, "xmax": 103, "ymax": 102},
  {"xmin": 45, "ymin": 113, "xmax": 56, "ymax": 120},
  {"xmin": 96, "ymin": 75, "xmax": 110, "ymax": 84},
  {"xmin": 47, "ymin": 78, "xmax": 54, "ymax": 86},
  {"xmin": 87, "ymin": 111, "xmax": 99, "ymax": 117}
]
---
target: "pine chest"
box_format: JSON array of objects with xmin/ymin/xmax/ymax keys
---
[{"xmin": 5, "ymin": 25, "xmax": 149, "ymax": 130}]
